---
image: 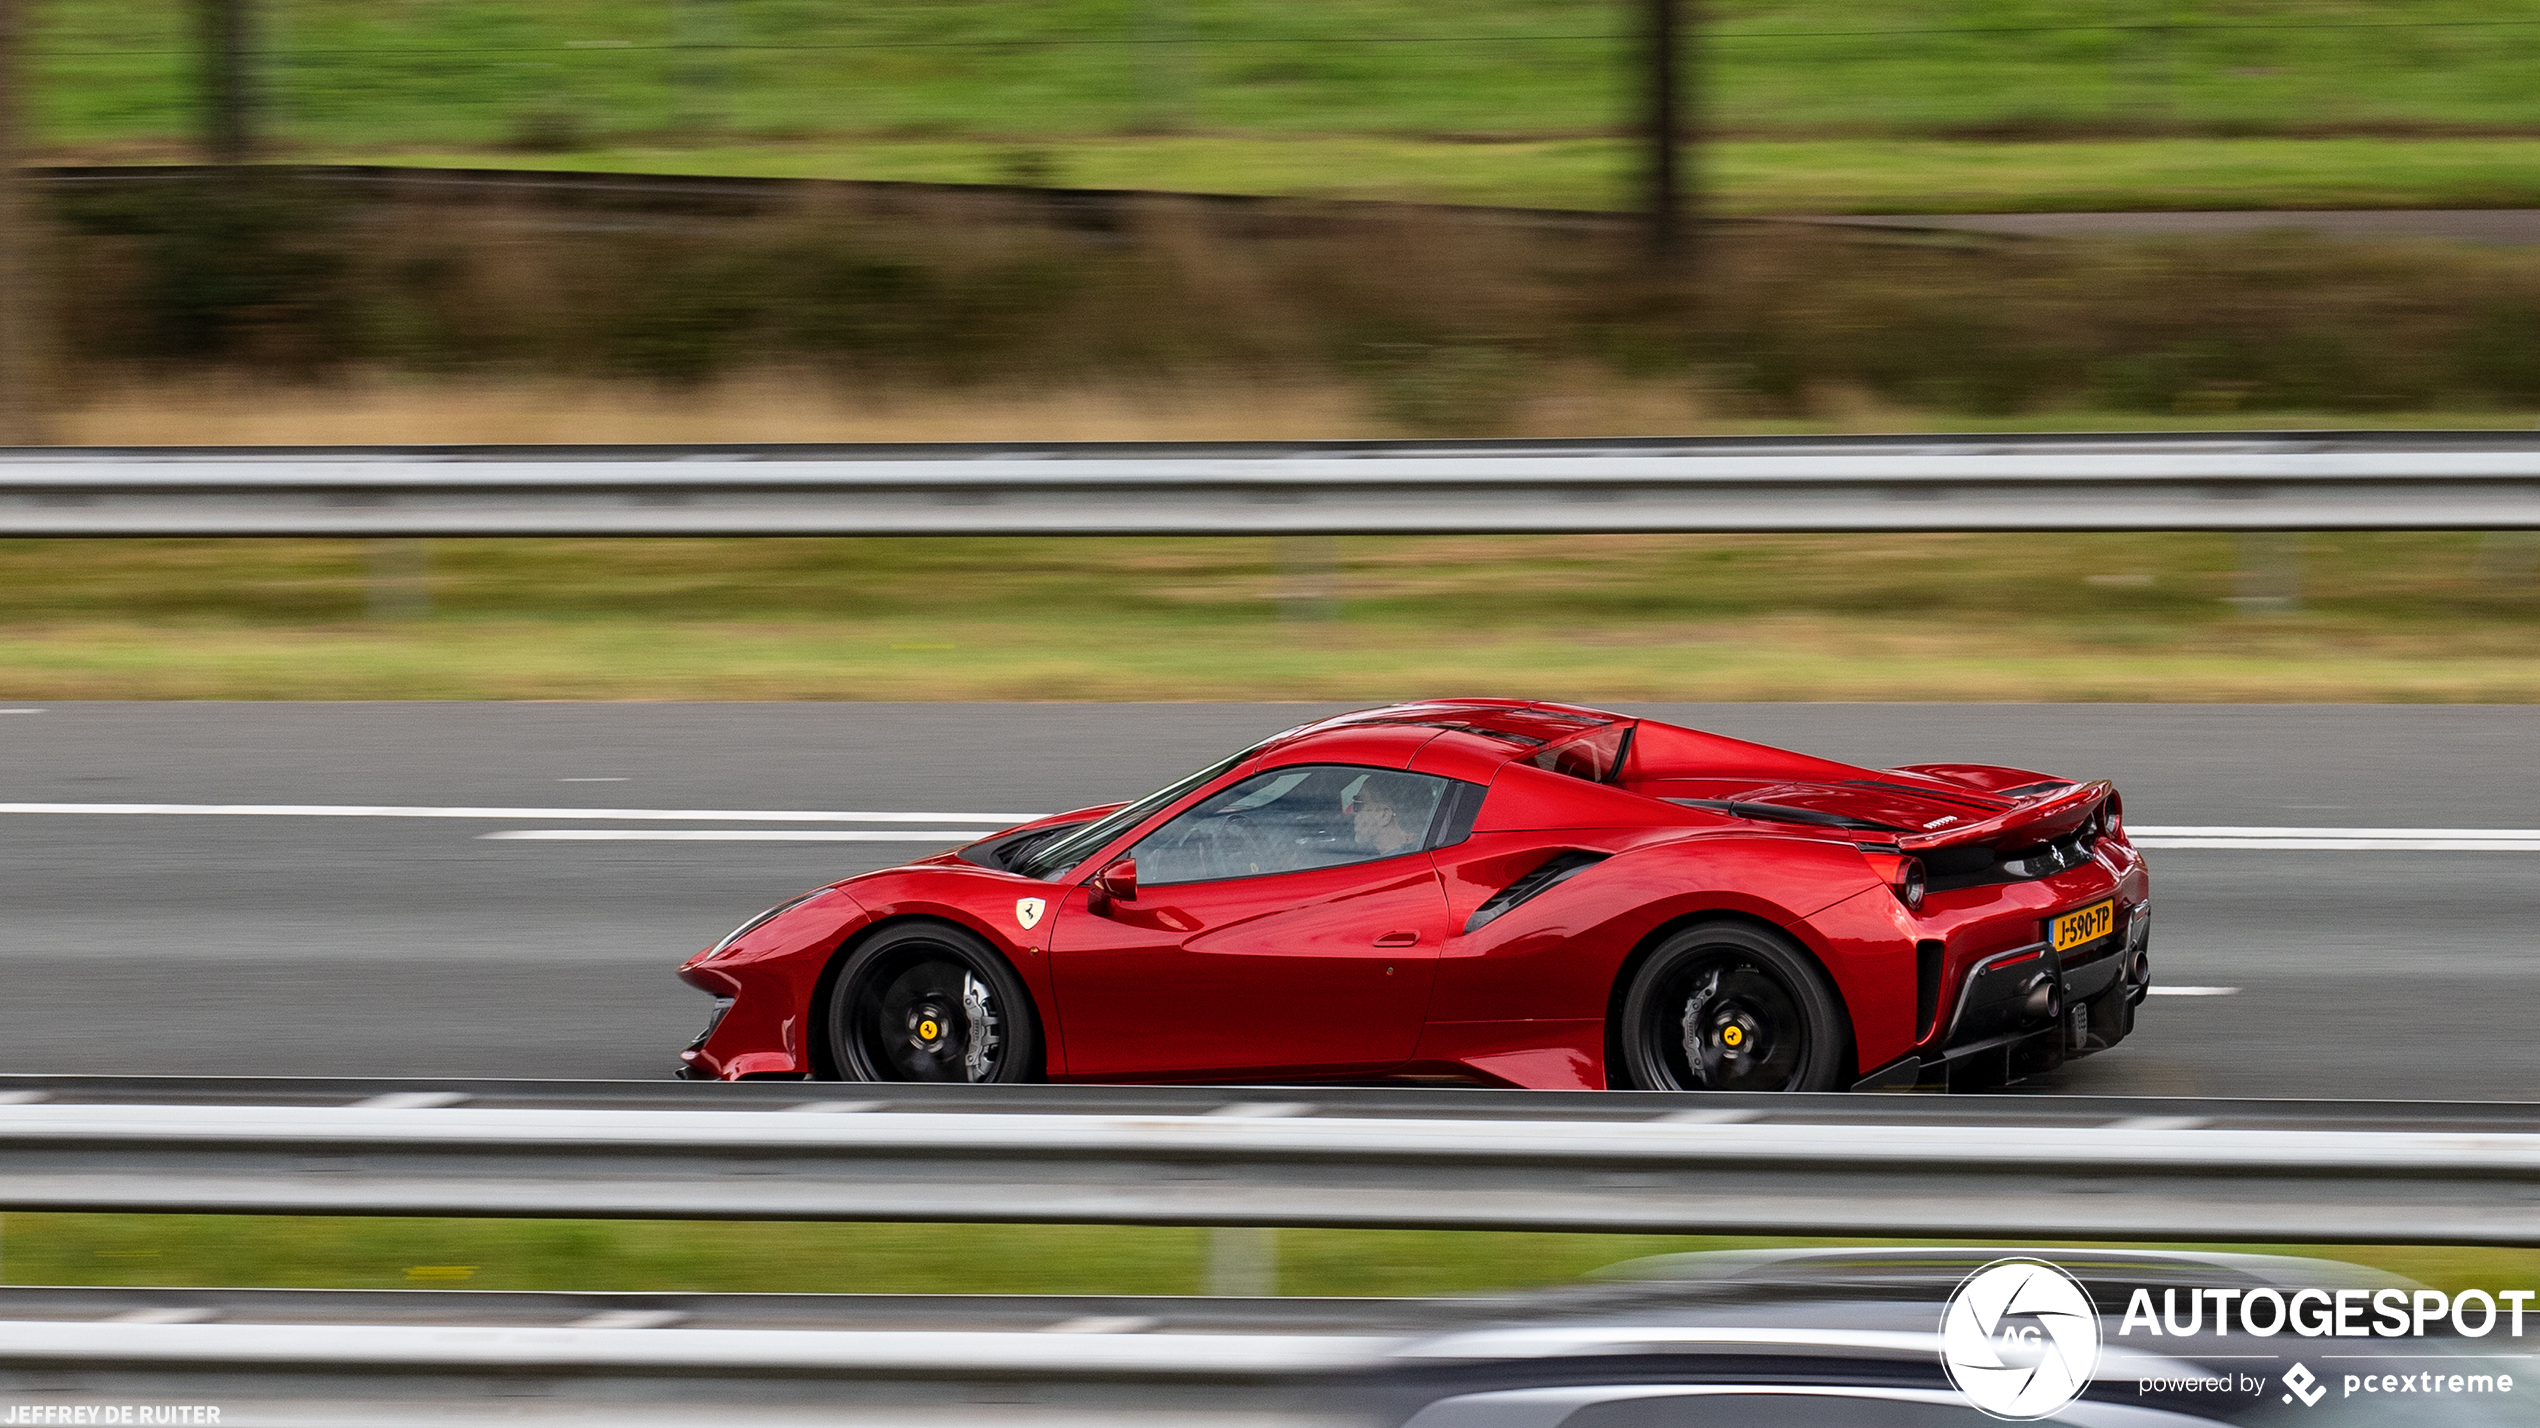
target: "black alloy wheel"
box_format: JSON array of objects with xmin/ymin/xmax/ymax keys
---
[
  {"xmin": 830, "ymin": 922, "xmax": 1039, "ymax": 1083},
  {"xmin": 1618, "ymin": 922, "xmax": 1847, "ymax": 1092}
]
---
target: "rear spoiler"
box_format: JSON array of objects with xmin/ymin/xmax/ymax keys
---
[{"xmin": 1895, "ymin": 779, "xmax": 2113, "ymax": 853}]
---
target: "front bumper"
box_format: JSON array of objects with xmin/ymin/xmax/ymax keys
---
[{"xmin": 1855, "ymin": 900, "xmax": 2152, "ymax": 1092}]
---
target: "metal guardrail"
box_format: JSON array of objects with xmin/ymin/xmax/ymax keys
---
[
  {"xmin": 3, "ymin": 1079, "xmax": 2539, "ymax": 1245},
  {"xmin": 0, "ymin": 1286, "xmax": 1402, "ymax": 1425},
  {"xmin": 3, "ymin": 431, "xmax": 2540, "ymax": 536},
  {"xmin": 7, "ymin": 1073, "xmax": 2540, "ymax": 1131},
  {"xmin": 0, "ymin": 1283, "xmax": 1453, "ymax": 1336}
]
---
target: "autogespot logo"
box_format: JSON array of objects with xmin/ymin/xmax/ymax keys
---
[{"xmin": 1942, "ymin": 1258, "xmax": 2105, "ymax": 1420}]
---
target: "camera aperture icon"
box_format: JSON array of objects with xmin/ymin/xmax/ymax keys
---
[{"xmin": 1941, "ymin": 1258, "xmax": 2105, "ymax": 1420}]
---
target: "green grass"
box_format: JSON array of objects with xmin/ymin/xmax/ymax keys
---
[
  {"xmin": 46, "ymin": 0, "xmax": 2540, "ymax": 149},
  {"xmin": 42, "ymin": 0, "xmax": 2540, "ymax": 212},
  {"xmin": 0, "ymin": 528, "xmax": 2538, "ymax": 701},
  {"xmin": 9, "ymin": 1215, "xmax": 2540, "ymax": 1300},
  {"xmin": 341, "ymin": 133, "xmax": 2540, "ymax": 213}
]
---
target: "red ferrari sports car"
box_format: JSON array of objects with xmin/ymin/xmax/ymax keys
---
[{"xmin": 676, "ymin": 700, "xmax": 2151, "ymax": 1092}]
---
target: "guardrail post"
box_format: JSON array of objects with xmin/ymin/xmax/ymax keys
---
[
  {"xmin": 1276, "ymin": 534, "xmax": 1341, "ymax": 622},
  {"xmin": 1206, "ymin": 1226, "xmax": 1276, "ymax": 1296},
  {"xmin": 366, "ymin": 539, "xmax": 431, "ymax": 619},
  {"xmin": 2473, "ymin": 530, "xmax": 2540, "ymax": 583},
  {"xmin": 2230, "ymin": 530, "xmax": 2302, "ymax": 614}
]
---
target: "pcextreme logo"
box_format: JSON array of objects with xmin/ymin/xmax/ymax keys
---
[{"xmin": 1941, "ymin": 1258, "xmax": 2104, "ymax": 1420}]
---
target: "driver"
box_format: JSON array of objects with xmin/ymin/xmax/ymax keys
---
[{"xmin": 1349, "ymin": 781, "xmax": 1421, "ymax": 857}]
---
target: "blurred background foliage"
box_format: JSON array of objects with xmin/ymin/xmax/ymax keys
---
[{"xmin": 41, "ymin": 173, "xmax": 2540, "ymax": 419}]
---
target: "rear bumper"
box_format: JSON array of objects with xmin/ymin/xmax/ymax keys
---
[{"xmin": 1855, "ymin": 901, "xmax": 2152, "ymax": 1091}]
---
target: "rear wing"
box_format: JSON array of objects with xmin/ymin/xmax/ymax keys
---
[{"xmin": 1895, "ymin": 779, "xmax": 2114, "ymax": 853}]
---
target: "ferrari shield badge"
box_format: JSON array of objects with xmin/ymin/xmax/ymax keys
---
[{"xmin": 1014, "ymin": 897, "xmax": 1046, "ymax": 931}]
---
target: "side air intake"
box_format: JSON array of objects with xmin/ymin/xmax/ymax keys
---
[{"xmin": 1465, "ymin": 850, "xmax": 1610, "ymax": 934}]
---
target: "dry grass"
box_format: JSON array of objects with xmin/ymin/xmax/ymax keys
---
[
  {"xmin": 1, "ymin": 615, "xmax": 2537, "ymax": 703},
  {"xmin": 56, "ymin": 369, "xmax": 1723, "ymax": 446},
  {"xmin": 61, "ymin": 373, "xmax": 1382, "ymax": 446},
  {"xmin": 50, "ymin": 372, "xmax": 2536, "ymax": 449}
]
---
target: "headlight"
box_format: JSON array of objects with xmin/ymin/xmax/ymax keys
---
[{"xmin": 707, "ymin": 888, "xmax": 831, "ymax": 959}]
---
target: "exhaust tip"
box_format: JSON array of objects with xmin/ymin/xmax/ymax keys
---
[{"xmin": 2021, "ymin": 973, "xmax": 2061, "ymax": 1023}]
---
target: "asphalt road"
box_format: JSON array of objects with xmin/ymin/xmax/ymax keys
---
[{"xmin": 3, "ymin": 702, "xmax": 2534, "ymax": 1099}]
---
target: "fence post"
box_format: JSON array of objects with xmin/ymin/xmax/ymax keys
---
[
  {"xmin": 671, "ymin": 0, "xmax": 734, "ymax": 132},
  {"xmin": 0, "ymin": 0, "xmax": 44, "ymax": 446},
  {"xmin": 1131, "ymin": 0, "xmax": 1193, "ymax": 133},
  {"xmin": 1642, "ymin": 0, "xmax": 1684, "ymax": 261},
  {"xmin": 198, "ymin": 0, "xmax": 256, "ymax": 161}
]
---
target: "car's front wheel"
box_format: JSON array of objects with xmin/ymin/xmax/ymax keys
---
[
  {"xmin": 829, "ymin": 922, "xmax": 1039, "ymax": 1083},
  {"xmin": 1617, "ymin": 921, "xmax": 1848, "ymax": 1092}
]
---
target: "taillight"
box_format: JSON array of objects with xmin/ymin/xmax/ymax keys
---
[{"xmin": 1861, "ymin": 851, "xmax": 1927, "ymax": 913}]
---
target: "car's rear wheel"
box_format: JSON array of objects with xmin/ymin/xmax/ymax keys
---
[
  {"xmin": 830, "ymin": 922, "xmax": 1039, "ymax": 1083},
  {"xmin": 1617, "ymin": 922, "xmax": 1847, "ymax": 1092}
]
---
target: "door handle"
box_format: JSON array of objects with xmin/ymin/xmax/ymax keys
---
[{"xmin": 1373, "ymin": 931, "xmax": 1420, "ymax": 948}]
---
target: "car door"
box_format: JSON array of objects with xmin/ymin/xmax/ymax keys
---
[{"xmin": 1046, "ymin": 764, "xmax": 1462, "ymax": 1079}]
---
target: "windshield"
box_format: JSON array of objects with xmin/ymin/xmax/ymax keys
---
[{"xmin": 1010, "ymin": 748, "xmax": 1253, "ymax": 880}]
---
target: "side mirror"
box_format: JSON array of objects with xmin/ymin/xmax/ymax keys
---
[{"xmin": 1092, "ymin": 858, "xmax": 1139, "ymax": 906}]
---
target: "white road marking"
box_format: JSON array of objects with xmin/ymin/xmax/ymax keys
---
[
  {"xmin": 349, "ymin": 1090, "xmax": 471, "ymax": 1109},
  {"xmin": 0, "ymin": 708, "xmax": 43, "ymax": 714},
  {"xmin": 2145, "ymin": 986, "xmax": 2240, "ymax": 997},
  {"xmin": 1041, "ymin": 1315, "xmax": 1161, "ymax": 1335},
  {"xmin": 567, "ymin": 1309, "xmax": 688, "ymax": 1330},
  {"xmin": 481, "ymin": 829, "xmax": 988, "ymax": 842},
  {"xmin": 0, "ymin": 802, "xmax": 1037, "ymax": 823},
  {"xmin": 557, "ymin": 777, "xmax": 629, "ymax": 782},
  {"xmin": 2102, "ymin": 1115, "xmax": 2212, "ymax": 1131}
]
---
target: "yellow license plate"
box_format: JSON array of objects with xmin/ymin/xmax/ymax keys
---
[{"xmin": 2051, "ymin": 899, "xmax": 2116, "ymax": 954}]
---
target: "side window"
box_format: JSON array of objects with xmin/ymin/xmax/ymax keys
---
[
  {"xmin": 1133, "ymin": 765, "xmax": 1458, "ymax": 886},
  {"xmin": 1529, "ymin": 723, "xmax": 1634, "ymax": 783}
]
